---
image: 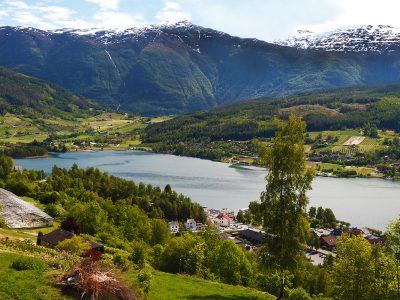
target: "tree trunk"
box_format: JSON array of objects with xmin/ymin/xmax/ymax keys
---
[{"xmin": 277, "ymin": 271, "xmax": 285, "ymax": 300}]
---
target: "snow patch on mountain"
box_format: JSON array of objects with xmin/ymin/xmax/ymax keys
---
[
  {"xmin": 276, "ymin": 25, "xmax": 400, "ymax": 53},
  {"xmin": 50, "ymin": 20, "xmax": 197, "ymax": 44}
]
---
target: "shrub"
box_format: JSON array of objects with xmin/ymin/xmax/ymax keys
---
[
  {"xmin": 45, "ymin": 203, "xmax": 65, "ymax": 218},
  {"xmin": 130, "ymin": 240, "xmax": 149, "ymax": 267},
  {"xmin": 138, "ymin": 268, "xmax": 152, "ymax": 294},
  {"xmin": 0, "ymin": 216, "xmax": 8, "ymax": 228},
  {"xmin": 113, "ymin": 253, "xmax": 132, "ymax": 271},
  {"xmin": 10, "ymin": 256, "xmax": 47, "ymax": 272},
  {"xmin": 55, "ymin": 236, "xmax": 91, "ymax": 256},
  {"xmin": 288, "ymin": 288, "xmax": 312, "ymax": 300}
]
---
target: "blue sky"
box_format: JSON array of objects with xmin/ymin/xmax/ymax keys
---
[{"xmin": 0, "ymin": 0, "xmax": 399, "ymax": 40}]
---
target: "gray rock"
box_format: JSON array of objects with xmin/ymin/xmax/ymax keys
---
[{"xmin": 0, "ymin": 188, "xmax": 53, "ymax": 228}]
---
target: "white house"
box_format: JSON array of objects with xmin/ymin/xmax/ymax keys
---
[
  {"xmin": 184, "ymin": 219, "xmax": 197, "ymax": 231},
  {"xmin": 218, "ymin": 215, "xmax": 231, "ymax": 227},
  {"xmin": 168, "ymin": 221, "xmax": 179, "ymax": 234}
]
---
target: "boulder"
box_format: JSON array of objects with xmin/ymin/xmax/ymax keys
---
[{"xmin": 0, "ymin": 188, "xmax": 53, "ymax": 228}]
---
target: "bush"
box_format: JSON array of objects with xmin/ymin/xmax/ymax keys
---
[
  {"xmin": 130, "ymin": 240, "xmax": 149, "ymax": 267},
  {"xmin": 288, "ymin": 288, "xmax": 312, "ymax": 300},
  {"xmin": 45, "ymin": 203, "xmax": 65, "ymax": 218},
  {"xmin": 5, "ymin": 179, "xmax": 33, "ymax": 196},
  {"xmin": 10, "ymin": 256, "xmax": 47, "ymax": 272},
  {"xmin": 138, "ymin": 268, "xmax": 152, "ymax": 294},
  {"xmin": 0, "ymin": 216, "xmax": 8, "ymax": 228},
  {"xmin": 113, "ymin": 253, "xmax": 132, "ymax": 271},
  {"xmin": 55, "ymin": 236, "xmax": 91, "ymax": 256}
]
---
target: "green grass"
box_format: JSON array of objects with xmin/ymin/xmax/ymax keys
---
[
  {"xmin": 123, "ymin": 269, "xmax": 274, "ymax": 300},
  {"xmin": 0, "ymin": 252, "xmax": 70, "ymax": 300}
]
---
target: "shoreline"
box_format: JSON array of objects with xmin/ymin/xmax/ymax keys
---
[
  {"xmin": 15, "ymin": 148, "xmax": 399, "ymax": 181},
  {"xmin": 18, "ymin": 155, "xmax": 49, "ymax": 159}
]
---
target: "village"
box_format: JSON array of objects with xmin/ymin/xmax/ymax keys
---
[{"xmin": 167, "ymin": 206, "xmax": 388, "ymax": 267}]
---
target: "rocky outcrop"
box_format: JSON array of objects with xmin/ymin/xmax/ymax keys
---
[{"xmin": 0, "ymin": 188, "xmax": 53, "ymax": 228}]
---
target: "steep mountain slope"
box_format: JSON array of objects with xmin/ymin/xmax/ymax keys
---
[
  {"xmin": 0, "ymin": 66, "xmax": 99, "ymax": 119},
  {"xmin": 3, "ymin": 23, "xmax": 400, "ymax": 114}
]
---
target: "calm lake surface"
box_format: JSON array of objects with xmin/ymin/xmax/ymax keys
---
[{"xmin": 15, "ymin": 150, "xmax": 400, "ymax": 231}]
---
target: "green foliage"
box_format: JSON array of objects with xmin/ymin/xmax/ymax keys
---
[
  {"xmin": 333, "ymin": 235, "xmax": 373, "ymax": 299},
  {"xmin": 309, "ymin": 206, "xmax": 337, "ymax": 228},
  {"xmin": 257, "ymin": 116, "xmax": 314, "ymax": 298},
  {"xmin": 159, "ymin": 232, "xmax": 254, "ymax": 286},
  {"xmin": 0, "ymin": 216, "xmax": 7, "ymax": 229},
  {"xmin": 144, "ymin": 85, "xmax": 400, "ymax": 161},
  {"xmin": 130, "ymin": 240, "xmax": 150, "ymax": 266},
  {"xmin": 331, "ymin": 235, "xmax": 399, "ymax": 299},
  {"xmin": 236, "ymin": 210, "xmax": 245, "ymax": 223},
  {"xmin": 257, "ymin": 117, "xmax": 314, "ymax": 270},
  {"xmin": 363, "ymin": 122, "xmax": 379, "ymax": 138},
  {"xmin": 288, "ymin": 288, "xmax": 312, "ymax": 300},
  {"xmin": 150, "ymin": 219, "xmax": 170, "ymax": 246},
  {"xmin": 0, "ymin": 155, "xmax": 13, "ymax": 179},
  {"xmin": 113, "ymin": 253, "xmax": 132, "ymax": 271},
  {"xmin": 2, "ymin": 144, "xmax": 48, "ymax": 159},
  {"xmin": 0, "ymin": 66, "xmax": 99, "ymax": 120},
  {"xmin": 138, "ymin": 268, "xmax": 153, "ymax": 294},
  {"xmin": 55, "ymin": 236, "xmax": 91, "ymax": 256},
  {"xmin": 10, "ymin": 256, "xmax": 47, "ymax": 272}
]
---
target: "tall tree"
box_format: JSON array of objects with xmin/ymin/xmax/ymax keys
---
[
  {"xmin": 256, "ymin": 116, "xmax": 314, "ymax": 299},
  {"xmin": 332, "ymin": 235, "xmax": 374, "ymax": 300},
  {"xmin": 386, "ymin": 216, "xmax": 400, "ymax": 297}
]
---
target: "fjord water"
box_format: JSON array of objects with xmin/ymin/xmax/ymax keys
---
[{"xmin": 15, "ymin": 150, "xmax": 400, "ymax": 231}]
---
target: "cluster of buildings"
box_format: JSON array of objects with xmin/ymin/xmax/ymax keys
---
[
  {"xmin": 308, "ymin": 226, "xmax": 387, "ymax": 265},
  {"xmin": 167, "ymin": 207, "xmax": 266, "ymax": 251},
  {"xmin": 168, "ymin": 207, "xmax": 250, "ymax": 234},
  {"xmin": 205, "ymin": 208, "xmax": 249, "ymax": 231},
  {"xmin": 168, "ymin": 219, "xmax": 207, "ymax": 233}
]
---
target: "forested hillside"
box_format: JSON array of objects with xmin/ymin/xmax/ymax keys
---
[
  {"xmin": 0, "ymin": 67, "xmax": 100, "ymax": 120},
  {"xmin": 144, "ymin": 84, "xmax": 400, "ymax": 143},
  {"xmin": 143, "ymin": 84, "xmax": 400, "ymax": 160}
]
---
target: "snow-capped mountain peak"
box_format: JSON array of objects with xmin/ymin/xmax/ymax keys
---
[
  {"xmin": 49, "ymin": 20, "xmax": 197, "ymax": 44},
  {"xmin": 276, "ymin": 25, "xmax": 400, "ymax": 53}
]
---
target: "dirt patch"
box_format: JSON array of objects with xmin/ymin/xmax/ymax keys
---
[{"xmin": 343, "ymin": 136, "xmax": 365, "ymax": 146}]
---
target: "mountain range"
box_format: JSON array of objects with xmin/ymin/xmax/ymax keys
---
[
  {"xmin": 276, "ymin": 25, "xmax": 400, "ymax": 53},
  {"xmin": 2, "ymin": 22, "xmax": 400, "ymax": 114}
]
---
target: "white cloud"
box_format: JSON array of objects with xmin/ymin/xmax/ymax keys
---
[
  {"xmin": 156, "ymin": 0, "xmax": 191, "ymax": 24},
  {"xmin": 297, "ymin": 0, "xmax": 400, "ymax": 33},
  {"xmin": 85, "ymin": 0, "xmax": 119, "ymax": 11},
  {"xmin": 0, "ymin": 0, "xmax": 91, "ymax": 29},
  {"xmin": 0, "ymin": 11, "xmax": 9, "ymax": 19},
  {"xmin": 172, "ymin": 0, "xmax": 340, "ymax": 41},
  {"xmin": 3, "ymin": 0, "xmax": 30, "ymax": 10},
  {"xmin": 93, "ymin": 11, "xmax": 144, "ymax": 28}
]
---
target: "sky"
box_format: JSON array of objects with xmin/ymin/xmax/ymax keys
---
[{"xmin": 1, "ymin": 0, "xmax": 400, "ymax": 41}]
